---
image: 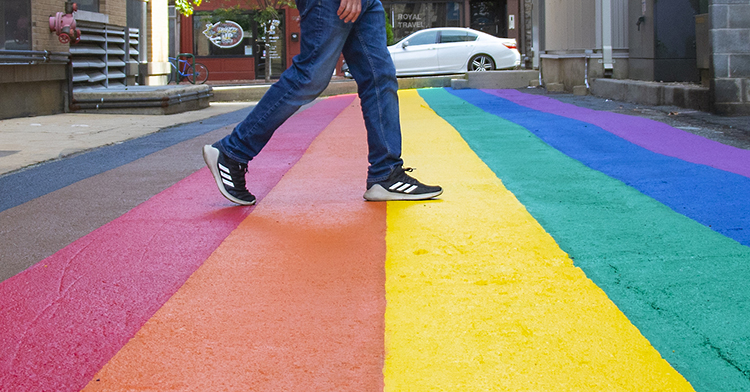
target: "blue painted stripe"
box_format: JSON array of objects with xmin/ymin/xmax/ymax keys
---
[
  {"xmin": 0, "ymin": 107, "xmax": 253, "ymax": 213},
  {"xmin": 447, "ymin": 88, "xmax": 750, "ymax": 247}
]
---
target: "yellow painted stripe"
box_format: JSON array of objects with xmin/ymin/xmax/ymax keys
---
[{"xmin": 383, "ymin": 90, "xmax": 694, "ymax": 391}]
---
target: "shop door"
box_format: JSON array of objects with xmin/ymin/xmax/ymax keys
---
[
  {"xmin": 470, "ymin": 0, "xmax": 507, "ymax": 37},
  {"xmin": 255, "ymin": 13, "xmax": 286, "ymax": 80}
]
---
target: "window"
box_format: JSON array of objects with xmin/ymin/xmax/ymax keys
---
[
  {"xmin": 76, "ymin": 0, "xmax": 100, "ymax": 13},
  {"xmin": 407, "ymin": 30, "xmax": 437, "ymax": 46},
  {"xmin": 439, "ymin": 30, "xmax": 478, "ymax": 43},
  {"xmin": 386, "ymin": 2, "xmax": 462, "ymax": 42},
  {"xmin": 1, "ymin": 0, "xmax": 31, "ymax": 50},
  {"xmin": 193, "ymin": 11, "xmax": 255, "ymax": 57}
]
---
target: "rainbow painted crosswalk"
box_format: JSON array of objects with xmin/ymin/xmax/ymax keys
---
[{"xmin": 1, "ymin": 89, "xmax": 749, "ymax": 392}]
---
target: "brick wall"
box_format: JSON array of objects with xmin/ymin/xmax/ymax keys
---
[
  {"xmin": 32, "ymin": 0, "xmax": 69, "ymax": 52},
  {"xmin": 31, "ymin": 0, "xmax": 128, "ymax": 52},
  {"xmin": 710, "ymin": 0, "xmax": 750, "ymax": 115},
  {"xmin": 102, "ymin": 0, "xmax": 127, "ymax": 27}
]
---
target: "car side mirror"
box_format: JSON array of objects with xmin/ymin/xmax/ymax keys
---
[{"xmin": 402, "ymin": 41, "xmax": 409, "ymax": 49}]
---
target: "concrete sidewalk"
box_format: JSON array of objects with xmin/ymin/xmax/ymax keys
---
[{"xmin": 0, "ymin": 101, "xmax": 254, "ymax": 176}]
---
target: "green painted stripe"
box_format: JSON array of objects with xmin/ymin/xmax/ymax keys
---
[{"xmin": 418, "ymin": 88, "xmax": 750, "ymax": 392}]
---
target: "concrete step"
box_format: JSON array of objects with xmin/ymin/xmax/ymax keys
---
[
  {"xmin": 210, "ymin": 71, "xmax": 538, "ymax": 103},
  {"xmin": 211, "ymin": 75, "xmax": 460, "ymax": 102},
  {"xmin": 71, "ymin": 85, "xmax": 212, "ymax": 115},
  {"xmin": 590, "ymin": 79, "xmax": 710, "ymax": 112},
  {"xmin": 451, "ymin": 70, "xmax": 540, "ymax": 90}
]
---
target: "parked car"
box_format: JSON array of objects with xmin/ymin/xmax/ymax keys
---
[
  {"xmin": 341, "ymin": 28, "xmax": 520, "ymax": 78},
  {"xmin": 342, "ymin": 28, "xmax": 520, "ymax": 78},
  {"xmin": 390, "ymin": 27, "xmax": 519, "ymax": 76}
]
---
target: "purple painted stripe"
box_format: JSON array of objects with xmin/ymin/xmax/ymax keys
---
[
  {"xmin": 0, "ymin": 95, "xmax": 355, "ymax": 392},
  {"xmin": 485, "ymin": 89, "xmax": 750, "ymax": 179}
]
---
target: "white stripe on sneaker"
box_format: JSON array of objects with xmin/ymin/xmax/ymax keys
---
[
  {"xmin": 218, "ymin": 163, "xmax": 230, "ymax": 173},
  {"xmin": 389, "ymin": 182, "xmax": 404, "ymax": 191},
  {"xmin": 404, "ymin": 185, "xmax": 418, "ymax": 193},
  {"xmin": 220, "ymin": 171, "xmax": 232, "ymax": 181},
  {"xmin": 222, "ymin": 178, "xmax": 235, "ymax": 188},
  {"xmin": 397, "ymin": 183, "xmax": 412, "ymax": 192}
]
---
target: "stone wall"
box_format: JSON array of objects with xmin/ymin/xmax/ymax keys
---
[{"xmin": 710, "ymin": 0, "xmax": 750, "ymax": 115}]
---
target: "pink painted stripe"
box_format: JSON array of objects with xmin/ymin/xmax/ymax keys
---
[
  {"xmin": 0, "ymin": 95, "xmax": 356, "ymax": 392},
  {"xmin": 485, "ymin": 89, "xmax": 750, "ymax": 179}
]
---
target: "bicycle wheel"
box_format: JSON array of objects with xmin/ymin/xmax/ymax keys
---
[{"xmin": 187, "ymin": 63, "xmax": 209, "ymax": 84}]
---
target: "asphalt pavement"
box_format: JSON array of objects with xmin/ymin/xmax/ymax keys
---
[{"xmin": 1, "ymin": 88, "xmax": 749, "ymax": 392}]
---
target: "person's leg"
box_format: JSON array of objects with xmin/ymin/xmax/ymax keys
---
[
  {"xmin": 203, "ymin": 0, "xmax": 355, "ymax": 205},
  {"xmin": 343, "ymin": 0, "xmax": 442, "ymax": 201},
  {"xmin": 217, "ymin": 0, "xmax": 353, "ymax": 164},
  {"xmin": 341, "ymin": 0, "xmax": 402, "ymax": 183}
]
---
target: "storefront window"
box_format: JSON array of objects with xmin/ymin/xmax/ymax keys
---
[
  {"xmin": 385, "ymin": 2, "xmax": 461, "ymax": 42},
  {"xmin": 194, "ymin": 11, "xmax": 255, "ymax": 57},
  {"xmin": 257, "ymin": 17, "xmax": 285, "ymax": 78},
  {"xmin": 1, "ymin": 0, "xmax": 31, "ymax": 50},
  {"xmin": 194, "ymin": 9, "xmax": 285, "ymax": 78},
  {"xmin": 470, "ymin": 0, "xmax": 505, "ymax": 37}
]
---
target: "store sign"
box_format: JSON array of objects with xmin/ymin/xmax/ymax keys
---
[
  {"xmin": 396, "ymin": 13, "xmax": 425, "ymax": 29},
  {"xmin": 203, "ymin": 20, "xmax": 244, "ymax": 48}
]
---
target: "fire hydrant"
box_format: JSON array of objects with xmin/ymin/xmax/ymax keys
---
[{"xmin": 49, "ymin": 2, "xmax": 81, "ymax": 44}]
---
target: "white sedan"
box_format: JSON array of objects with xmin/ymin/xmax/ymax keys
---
[{"xmin": 387, "ymin": 27, "xmax": 520, "ymax": 76}]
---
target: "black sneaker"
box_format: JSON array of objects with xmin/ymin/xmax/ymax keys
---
[
  {"xmin": 363, "ymin": 166, "xmax": 443, "ymax": 201},
  {"xmin": 202, "ymin": 144, "xmax": 256, "ymax": 205}
]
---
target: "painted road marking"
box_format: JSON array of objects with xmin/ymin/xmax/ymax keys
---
[
  {"xmin": 83, "ymin": 98, "xmax": 386, "ymax": 391},
  {"xmin": 488, "ymin": 89, "xmax": 750, "ymax": 179},
  {"xmin": 383, "ymin": 90, "xmax": 693, "ymax": 391},
  {"xmin": 0, "ymin": 96, "xmax": 354, "ymax": 392},
  {"xmin": 452, "ymin": 89, "xmax": 750, "ymax": 247},
  {"xmin": 422, "ymin": 88, "xmax": 750, "ymax": 392}
]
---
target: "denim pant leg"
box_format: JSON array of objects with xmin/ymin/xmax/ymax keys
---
[
  {"xmin": 217, "ymin": 0, "xmax": 353, "ymax": 164},
  {"xmin": 342, "ymin": 0, "xmax": 404, "ymax": 182}
]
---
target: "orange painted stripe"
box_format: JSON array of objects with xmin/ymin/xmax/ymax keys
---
[{"xmin": 83, "ymin": 97, "xmax": 387, "ymax": 391}]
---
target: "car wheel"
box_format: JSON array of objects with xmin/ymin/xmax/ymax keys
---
[{"xmin": 468, "ymin": 54, "xmax": 495, "ymax": 72}]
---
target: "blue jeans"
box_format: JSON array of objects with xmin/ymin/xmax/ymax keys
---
[{"xmin": 217, "ymin": 0, "xmax": 403, "ymax": 183}]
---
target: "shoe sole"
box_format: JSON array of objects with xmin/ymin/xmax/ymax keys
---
[
  {"xmin": 363, "ymin": 184, "xmax": 443, "ymax": 201},
  {"xmin": 202, "ymin": 145, "xmax": 256, "ymax": 206}
]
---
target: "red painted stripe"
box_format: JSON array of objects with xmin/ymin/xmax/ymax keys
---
[
  {"xmin": 82, "ymin": 99, "xmax": 386, "ymax": 391},
  {"xmin": 0, "ymin": 95, "xmax": 356, "ymax": 392}
]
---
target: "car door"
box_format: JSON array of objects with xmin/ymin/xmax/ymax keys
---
[
  {"xmin": 437, "ymin": 30, "xmax": 477, "ymax": 73},
  {"xmin": 389, "ymin": 30, "xmax": 439, "ymax": 75}
]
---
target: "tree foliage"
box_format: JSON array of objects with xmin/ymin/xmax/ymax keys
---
[
  {"xmin": 385, "ymin": 10, "xmax": 394, "ymax": 46},
  {"xmin": 175, "ymin": 0, "xmax": 203, "ymax": 17}
]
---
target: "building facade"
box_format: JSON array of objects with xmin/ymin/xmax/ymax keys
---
[
  {"xmin": 1, "ymin": 0, "xmax": 171, "ymax": 119},
  {"xmin": 180, "ymin": 0, "xmax": 530, "ymax": 80},
  {"xmin": 532, "ymin": 0, "xmax": 748, "ymax": 115}
]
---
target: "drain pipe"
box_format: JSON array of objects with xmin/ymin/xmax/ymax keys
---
[
  {"xmin": 601, "ymin": 0, "xmax": 614, "ymax": 78},
  {"xmin": 584, "ymin": 50, "xmax": 591, "ymax": 89},
  {"xmin": 538, "ymin": 60, "xmax": 543, "ymax": 87}
]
